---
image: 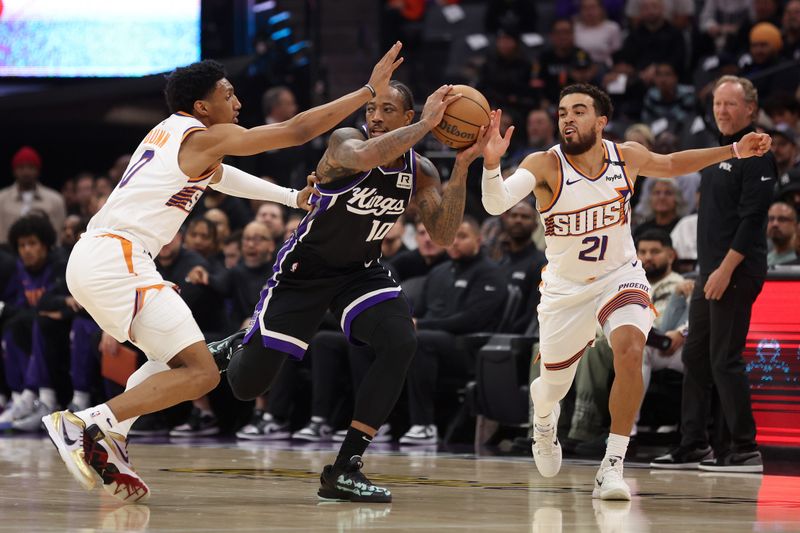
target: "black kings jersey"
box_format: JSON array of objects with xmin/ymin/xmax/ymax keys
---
[{"xmin": 291, "ymin": 134, "xmax": 416, "ymax": 271}]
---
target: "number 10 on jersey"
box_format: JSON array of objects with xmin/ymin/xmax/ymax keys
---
[{"xmin": 367, "ymin": 220, "xmax": 394, "ymax": 241}]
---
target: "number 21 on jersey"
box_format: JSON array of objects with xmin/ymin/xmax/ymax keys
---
[{"xmin": 579, "ymin": 235, "xmax": 608, "ymax": 261}]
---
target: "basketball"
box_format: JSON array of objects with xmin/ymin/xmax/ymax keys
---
[{"xmin": 431, "ymin": 85, "xmax": 491, "ymax": 149}]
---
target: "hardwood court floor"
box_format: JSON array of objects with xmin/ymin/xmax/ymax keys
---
[{"xmin": 1, "ymin": 436, "xmax": 799, "ymax": 532}]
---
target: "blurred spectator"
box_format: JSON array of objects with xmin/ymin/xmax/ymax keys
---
[
  {"xmin": 497, "ymin": 201, "xmax": 547, "ymax": 333},
  {"xmin": 389, "ymin": 222, "xmax": 448, "ymax": 281},
  {"xmin": 255, "ymin": 87, "xmax": 310, "ymax": 190},
  {"xmin": 777, "ymin": 169, "xmax": 800, "ymax": 211},
  {"xmin": 641, "ymin": 63, "xmax": 697, "ymax": 131},
  {"xmin": 700, "ymin": 0, "xmax": 754, "ymax": 50},
  {"xmin": 767, "ymin": 124, "xmax": 800, "ymax": 180},
  {"xmin": 107, "ymin": 154, "xmax": 132, "ymax": 186},
  {"xmin": 615, "ymin": 0, "xmax": 687, "ymax": 82},
  {"xmin": 381, "ymin": 218, "xmax": 407, "ymax": 261},
  {"xmin": 73, "ymin": 173, "xmax": 95, "ymax": 218},
  {"xmin": 725, "ymin": 0, "xmax": 782, "ymax": 57},
  {"xmin": 568, "ymin": 50, "xmax": 600, "ymax": 86},
  {"xmin": 285, "ymin": 212, "xmax": 303, "ymax": 240},
  {"xmin": 508, "ymin": 110, "xmax": 557, "ymax": 168},
  {"xmin": 741, "ymin": 22, "xmax": 800, "ymax": 99},
  {"xmin": 534, "ymin": 19, "xmax": 592, "ymax": 106},
  {"xmin": 0, "ymin": 147, "xmax": 66, "ymax": 246},
  {"xmin": 625, "ymin": 124, "xmax": 655, "ymax": 216},
  {"xmin": 190, "ymin": 189, "xmax": 252, "ymax": 233},
  {"xmin": 783, "ymin": 0, "xmax": 800, "ymax": 60},
  {"xmin": 60, "ymin": 215, "xmax": 87, "ymax": 255},
  {"xmin": 763, "ymin": 94, "xmax": 800, "ymax": 130},
  {"xmin": 60, "ymin": 179, "xmax": 78, "ymax": 216},
  {"xmin": 255, "ymin": 202, "xmax": 287, "ymax": 242},
  {"xmin": 633, "ymin": 179, "xmax": 684, "ymax": 240},
  {"xmin": 626, "ymin": 0, "xmax": 694, "ymax": 29},
  {"xmin": 653, "ymin": 132, "xmax": 701, "ymax": 211},
  {"xmin": 477, "ymin": 24, "xmax": 535, "ymax": 114},
  {"xmin": 222, "ymin": 230, "xmax": 242, "ymax": 269},
  {"xmin": 94, "ymin": 176, "xmax": 113, "ymax": 199},
  {"xmin": 485, "ymin": 0, "xmax": 538, "ymax": 34},
  {"xmin": 0, "ymin": 215, "xmax": 67, "ymax": 431},
  {"xmin": 400, "ymin": 218, "xmax": 507, "ymax": 444},
  {"xmin": 767, "ymin": 201, "xmax": 798, "ymax": 265},
  {"xmin": 204, "ymin": 208, "xmax": 232, "ymax": 245},
  {"xmin": 574, "ymin": 0, "xmax": 623, "ymax": 68}
]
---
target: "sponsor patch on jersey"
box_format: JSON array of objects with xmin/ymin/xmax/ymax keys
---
[{"xmin": 396, "ymin": 172, "xmax": 413, "ymax": 190}]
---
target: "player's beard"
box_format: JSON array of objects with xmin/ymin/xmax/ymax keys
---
[{"xmin": 559, "ymin": 128, "xmax": 596, "ymax": 156}]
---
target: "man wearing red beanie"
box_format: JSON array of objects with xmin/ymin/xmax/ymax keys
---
[{"xmin": 0, "ymin": 146, "xmax": 66, "ymax": 244}]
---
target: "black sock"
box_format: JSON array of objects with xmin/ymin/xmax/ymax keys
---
[{"xmin": 334, "ymin": 426, "xmax": 372, "ymax": 469}]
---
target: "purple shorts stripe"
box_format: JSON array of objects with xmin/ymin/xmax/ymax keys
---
[
  {"xmin": 263, "ymin": 335, "xmax": 307, "ymax": 360},
  {"xmin": 343, "ymin": 289, "xmax": 402, "ymax": 341}
]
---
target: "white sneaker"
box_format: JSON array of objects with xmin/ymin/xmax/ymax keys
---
[
  {"xmin": 12, "ymin": 400, "xmax": 53, "ymax": 432},
  {"xmin": 292, "ymin": 417, "xmax": 333, "ymax": 442},
  {"xmin": 87, "ymin": 426, "xmax": 150, "ymax": 502},
  {"xmin": 593, "ymin": 456, "xmax": 631, "ymax": 500},
  {"xmin": 333, "ymin": 424, "xmax": 392, "ymax": 443},
  {"xmin": 236, "ymin": 412, "xmax": 290, "ymax": 440},
  {"xmin": 532, "ymin": 403, "xmax": 561, "ymax": 478},
  {"xmin": 42, "ymin": 410, "xmax": 99, "ymax": 491},
  {"xmin": 399, "ymin": 424, "xmax": 437, "ymax": 445},
  {"xmin": 0, "ymin": 400, "xmax": 34, "ymax": 430}
]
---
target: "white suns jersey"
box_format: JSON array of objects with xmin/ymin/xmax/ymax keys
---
[
  {"xmin": 89, "ymin": 112, "xmax": 218, "ymax": 256},
  {"xmin": 539, "ymin": 139, "xmax": 637, "ymax": 283}
]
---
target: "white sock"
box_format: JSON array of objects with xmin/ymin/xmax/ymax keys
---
[
  {"xmin": 76, "ymin": 403, "xmax": 119, "ymax": 435},
  {"xmin": 113, "ymin": 360, "xmax": 171, "ymax": 436},
  {"xmin": 11, "ymin": 391, "xmax": 21, "ymax": 404},
  {"xmin": 70, "ymin": 391, "xmax": 91, "ymax": 411},
  {"xmin": 604, "ymin": 433, "xmax": 630, "ymax": 464},
  {"xmin": 19, "ymin": 389, "xmax": 36, "ymax": 409},
  {"xmin": 39, "ymin": 387, "xmax": 57, "ymax": 409}
]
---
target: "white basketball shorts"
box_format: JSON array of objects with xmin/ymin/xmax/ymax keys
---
[
  {"xmin": 66, "ymin": 229, "xmax": 205, "ymax": 363},
  {"xmin": 537, "ymin": 260, "xmax": 655, "ymax": 372}
]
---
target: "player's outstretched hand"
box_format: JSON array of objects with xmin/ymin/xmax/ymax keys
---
[
  {"xmin": 455, "ymin": 112, "xmax": 493, "ymax": 166},
  {"xmin": 482, "ymin": 108, "xmax": 514, "ymax": 168},
  {"xmin": 368, "ymin": 41, "xmax": 404, "ymax": 96},
  {"xmin": 737, "ymin": 132, "xmax": 772, "ymax": 158},
  {"xmin": 420, "ymin": 85, "xmax": 461, "ymax": 130},
  {"xmin": 297, "ymin": 172, "xmax": 320, "ymax": 211}
]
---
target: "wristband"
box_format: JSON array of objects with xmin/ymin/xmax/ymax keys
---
[
  {"xmin": 732, "ymin": 141, "xmax": 741, "ymax": 159},
  {"xmin": 364, "ymin": 84, "xmax": 376, "ymax": 98}
]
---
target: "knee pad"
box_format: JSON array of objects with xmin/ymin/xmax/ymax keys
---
[
  {"xmin": 227, "ymin": 343, "xmax": 286, "ymax": 401},
  {"xmin": 370, "ymin": 316, "xmax": 417, "ymax": 365}
]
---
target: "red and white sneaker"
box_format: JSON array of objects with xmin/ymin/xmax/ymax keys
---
[{"xmin": 83, "ymin": 424, "xmax": 150, "ymax": 503}]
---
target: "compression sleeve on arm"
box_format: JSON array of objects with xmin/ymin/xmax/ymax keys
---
[
  {"xmin": 209, "ymin": 164, "xmax": 298, "ymax": 208},
  {"xmin": 481, "ymin": 166, "xmax": 536, "ymax": 215}
]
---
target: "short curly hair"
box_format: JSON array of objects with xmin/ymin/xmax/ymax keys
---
[
  {"xmin": 559, "ymin": 83, "xmax": 614, "ymax": 120},
  {"xmin": 8, "ymin": 214, "xmax": 56, "ymax": 253},
  {"xmin": 164, "ymin": 60, "xmax": 227, "ymax": 114}
]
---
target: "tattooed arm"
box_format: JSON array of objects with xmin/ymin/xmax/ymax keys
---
[
  {"xmin": 414, "ymin": 123, "xmax": 489, "ymax": 246},
  {"xmin": 315, "ymin": 84, "xmax": 460, "ymax": 183},
  {"xmin": 315, "ymin": 123, "xmax": 434, "ymax": 182}
]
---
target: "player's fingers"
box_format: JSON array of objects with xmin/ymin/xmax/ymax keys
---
[
  {"xmin": 442, "ymin": 93, "xmax": 462, "ymax": 106},
  {"xmin": 380, "ymin": 41, "xmax": 402, "ymax": 63},
  {"xmin": 503, "ymin": 125, "xmax": 515, "ymax": 142},
  {"xmin": 391, "ymin": 57, "xmax": 404, "ymax": 70}
]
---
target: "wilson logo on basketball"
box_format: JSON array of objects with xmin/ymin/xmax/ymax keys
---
[{"xmin": 436, "ymin": 120, "xmax": 476, "ymax": 141}]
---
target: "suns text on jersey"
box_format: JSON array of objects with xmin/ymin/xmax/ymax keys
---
[{"xmin": 544, "ymin": 196, "xmax": 628, "ymax": 237}]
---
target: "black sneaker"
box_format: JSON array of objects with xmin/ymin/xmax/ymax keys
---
[
  {"xmin": 318, "ymin": 455, "xmax": 392, "ymax": 503},
  {"xmin": 169, "ymin": 407, "xmax": 220, "ymax": 437},
  {"xmin": 698, "ymin": 450, "xmax": 763, "ymax": 473},
  {"xmin": 650, "ymin": 445, "xmax": 714, "ymax": 469},
  {"xmin": 208, "ymin": 330, "xmax": 245, "ymax": 373},
  {"xmin": 128, "ymin": 413, "xmax": 170, "ymax": 437}
]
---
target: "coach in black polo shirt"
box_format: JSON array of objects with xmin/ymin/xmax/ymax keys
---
[{"xmin": 652, "ymin": 76, "xmax": 776, "ymax": 472}]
